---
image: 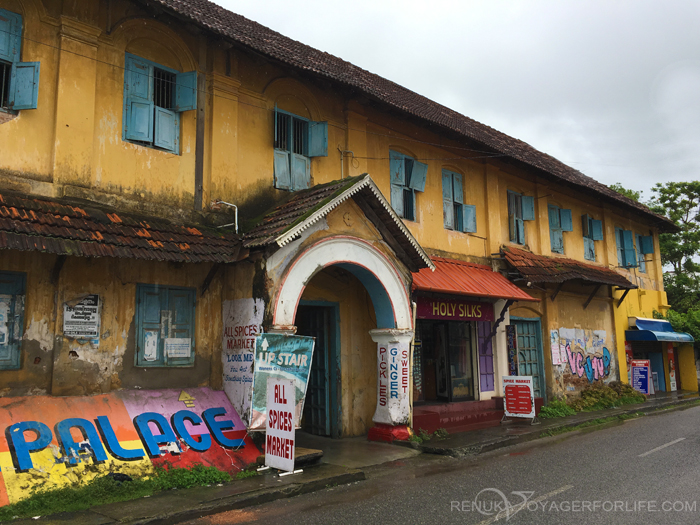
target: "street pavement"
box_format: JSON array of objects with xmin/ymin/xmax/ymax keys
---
[{"xmin": 182, "ymin": 404, "xmax": 700, "ymax": 525}]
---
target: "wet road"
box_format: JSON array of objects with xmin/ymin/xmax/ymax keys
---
[{"xmin": 182, "ymin": 404, "xmax": 700, "ymax": 525}]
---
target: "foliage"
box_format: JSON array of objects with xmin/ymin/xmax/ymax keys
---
[
  {"xmin": 0, "ymin": 463, "xmax": 233, "ymax": 522},
  {"xmin": 539, "ymin": 399, "xmax": 576, "ymax": 419},
  {"xmin": 568, "ymin": 382, "xmax": 645, "ymax": 411},
  {"xmin": 408, "ymin": 427, "xmax": 449, "ymax": 443},
  {"xmin": 609, "ymin": 183, "xmax": 642, "ymax": 202},
  {"xmin": 539, "ymin": 413, "xmax": 643, "ymax": 438},
  {"xmin": 433, "ymin": 428, "xmax": 449, "ymax": 439},
  {"xmin": 235, "ymin": 469, "xmax": 260, "ymax": 480}
]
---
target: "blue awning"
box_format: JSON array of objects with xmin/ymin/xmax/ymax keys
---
[{"xmin": 626, "ymin": 317, "xmax": 694, "ymax": 343}]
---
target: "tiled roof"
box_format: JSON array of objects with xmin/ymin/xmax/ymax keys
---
[
  {"xmin": 148, "ymin": 0, "xmax": 675, "ymax": 232},
  {"xmin": 413, "ymin": 257, "xmax": 538, "ymax": 302},
  {"xmin": 502, "ymin": 246, "xmax": 636, "ymax": 289},
  {"xmin": 243, "ymin": 174, "xmax": 434, "ymax": 272},
  {"xmin": 0, "ymin": 192, "xmax": 242, "ymax": 263}
]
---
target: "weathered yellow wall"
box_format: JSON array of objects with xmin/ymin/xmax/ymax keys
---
[{"xmin": 677, "ymin": 344, "xmax": 697, "ymax": 392}]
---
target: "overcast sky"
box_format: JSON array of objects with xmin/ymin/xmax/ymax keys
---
[{"xmin": 216, "ymin": 0, "xmax": 700, "ymax": 202}]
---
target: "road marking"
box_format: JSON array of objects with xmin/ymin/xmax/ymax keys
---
[
  {"xmin": 475, "ymin": 484, "xmax": 574, "ymax": 525},
  {"xmin": 638, "ymin": 437, "xmax": 686, "ymax": 457}
]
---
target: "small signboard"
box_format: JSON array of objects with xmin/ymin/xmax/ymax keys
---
[
  {"xmin": 63, "ymin": 294, "xmax": 101, "ymax": 343},
  {"xmin": 265, "ymin": 378, "xmax": 295, "ymax": 472},
  {"xmin": 667, "ymin": 343, "xmax": 677, "ymax": 392},
  {"xmin": 505, "ymin": 325, "xmax": 518, "ymax": 376},
  {"xmin": 631, "ymin": 359, "xmax": 650, "ymax": 395},
  {"xmin": 502, "ymin": 375, "xmax": 536, "ymax": 419}
]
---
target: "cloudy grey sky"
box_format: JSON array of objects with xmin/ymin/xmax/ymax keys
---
[{"xmin": 216, "ymin": 0, "xmax": 700, "ymax": 201}]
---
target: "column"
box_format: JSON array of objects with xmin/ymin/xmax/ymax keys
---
[{"xmin": 367, "ymin": 328, "xmax": 413, "ymax": 442}]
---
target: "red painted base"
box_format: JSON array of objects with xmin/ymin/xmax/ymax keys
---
[{"xmin": 367, "ymin": 423, "xmax": 410, "ymax": 443}]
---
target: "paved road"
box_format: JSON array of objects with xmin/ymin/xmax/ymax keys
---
[{"xmin": 184, "ymin": 405, "xmax": 700, "ymax": 525}]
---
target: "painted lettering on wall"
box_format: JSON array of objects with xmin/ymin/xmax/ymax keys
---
[
  {"xmin": 557, "ymin": 328, "xmax": 614, "ymax": 385},
  {"xmin": 565, "ymin": 344, "xmax": 612, "ymax": 382},
  {"xmin": 416, "ymin": 297, "xmax": 494, "ymax": 322}
]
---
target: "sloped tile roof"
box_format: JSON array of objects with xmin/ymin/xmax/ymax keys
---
[
  {"xmin": 243, "ymin": 174, "xmax": 433, "ymax": 272},
  {"xmin": 413, "ymin": 257, "xmax": 538, "ymax": 302},
  {"xmin": 503, "ymin": 246, "xmax": 635, "ymax": 289},
  {"xmin": 0, "ymin": 192, "xmax": 241, "ymax": 263},
  {"xmin": 148, "ymin": 0, "xmax": 675, "ymax": 232}
]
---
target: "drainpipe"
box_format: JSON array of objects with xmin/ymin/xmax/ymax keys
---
[
  {"xmin": 338, "ymin": 147, "xmax": 355, "ymax": 179},
  {"xmin": 212, "ymin": 200, "xmax": 238, "ymax": 234}
]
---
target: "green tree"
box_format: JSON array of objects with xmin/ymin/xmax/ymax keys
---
[{"xmin": 609, "ymin": 182, "xmax": 642, "ymax": 202}]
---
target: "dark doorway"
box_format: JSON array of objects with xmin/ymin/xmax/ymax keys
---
[{"xmin": 295, "ymin": 303, "xmax": 340, "ymax": 437}]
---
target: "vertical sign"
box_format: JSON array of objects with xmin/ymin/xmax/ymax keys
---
[
  {"xmin": 506, "ymin": 325, "xmax": 518, "ymax": 376},
  {"xmin": 502, "ymin": 376, "xmax": 535, "ymax": 418},
  {"xmin": 625, "ymin": 341, "xmax": 633, "ymax": 385},
  {"xmin": 667, "ymin": 343, "xmax": 677, "ymax": 392},
  {"xmin": 265, "ymin": 378, "xmax": 295, "ymax": 472},
  {"xmin": 631, "ymin": 359, "xmax": 650, "ymax": 395}
]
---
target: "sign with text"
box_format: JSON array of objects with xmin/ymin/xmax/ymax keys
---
[
  {"xmin": 631, "ymin": 359, "xmax": 650, "ymax": 395},
  {"xmin": 249, "ymin": 334, "xmax": 315, "ymax": 431},
  {"xmin": 416, "ymin": 297, "xmax": 494, "ymax": 322},
  {"xmin": 63, "ymin": 294, "xmax": 101, "ymax": 341},
  {"xmin": 503, "ymin": 376, "xmax": 535, "ymax": 418},
  {"xmin": 667, "ymin": 343, "xmax": 677, "ymax": 392},
  {"xmin": 265, "ymin": 378, "xmax": 295, "ymax": 472},
  {"xmin": 506, "ymin": 325, "xmax": 518, "ymax": 376}
]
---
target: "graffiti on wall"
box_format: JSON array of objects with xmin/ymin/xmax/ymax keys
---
[
  {"xmin": 0, "ymin": 388, "xmax": 260, "ymax": 507},
  {"xmin": 557, "ymin": 328, "xmax": 613, "ymax": 383}
]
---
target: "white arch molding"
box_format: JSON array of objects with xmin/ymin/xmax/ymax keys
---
[{"xmin": 272, "ymin": 236, "xmax": 413, "ymax": 330}]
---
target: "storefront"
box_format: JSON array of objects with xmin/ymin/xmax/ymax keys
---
[{"xmin": 625, "ymin": 317, "xmax": 697, "ymax": 393}]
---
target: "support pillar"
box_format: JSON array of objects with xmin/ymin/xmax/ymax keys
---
[{"xmin": 367, "ymin": 328, "xmax": 413, "ymax": 442}]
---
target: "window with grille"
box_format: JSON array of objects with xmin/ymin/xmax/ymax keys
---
[
  {"xmin": 273, "ymin": 109, "xmax": 328, "ymax": 191},
  {"xmin": 122, "ymin": 53, "xmax": 197, "ymax": 154}
]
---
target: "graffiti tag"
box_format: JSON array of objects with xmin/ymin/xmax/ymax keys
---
[{"xmin": 565, "ymin": 344, "xmax": 611, "ymax": 382}]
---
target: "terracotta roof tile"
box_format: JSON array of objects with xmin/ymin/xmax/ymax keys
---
[
  {"xmin": 0, "ymin": 192, "xmax": 242, "ymax": 264},
  {"xmin": 503, "ymin": 246, "xmax": 635, "ymax": 289}
]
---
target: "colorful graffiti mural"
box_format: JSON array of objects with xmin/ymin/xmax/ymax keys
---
[
  {"xmin": 557, "ymin": 328, "xmax": 613, "ymax": 383},
  {"xmin": 565, "ymin": 345, "xmax": 612, "ymax": 382},
  {"xmin": 0, "ymin": 388, "xmax": 259, "ymax": 506}
]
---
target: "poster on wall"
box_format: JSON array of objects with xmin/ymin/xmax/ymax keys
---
[
  {"xmin": 222, "ymin": 298, "xmax": 264, "ymax": 426},
  {"xmin": 625, "ymin": 341, "xmax": 633, "ymax": 384},
  {"xmin": 248, "ymin": 333, "xmax": 315, "ymax": 431},
  {"xmin": 667, "ymin": 343, "xmax": 677, "ymax": 392},
  {"xmin": 63, "ymin": 294, "xmax": 101, "ymax": 345},
  {"xmin": 550, "ymin": 330, "xmax": 561, "ymax": 365},
  {"xmin": 506, "ymin": 325, "xmax": 518, "ymax": 375},
  {"xmin": 631, "ymin": 359, "xmax": 651, "ymax": 395},
  {"xmin": 502, "ymin": 376, "xmax": 536, "ymax": 419}
]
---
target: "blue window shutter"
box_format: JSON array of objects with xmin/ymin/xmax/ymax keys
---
[
  {"xmin": 154, "ymin": 107, "xmax": 179, "ymax": 152},
  {"xmin": 452, "ymin": 173, "xmax": 463, "ymax": 204},
  {"xmin": 174, "ymin": 71, "xmax": 197, "ymax": 112},
  {"xmin": 126, "ymin": 100, "xmax": 154, "ymax": 142},
  {"xmin": 291, "ymin": 154, "xmax": 310, "ymax": 190},
  {"xmin": 308, "ymin": 121, "xmax": 328, "ymax": 157},
  {"xmin": 274, "ymin": 150, "xmax": 291, "ymax": 190},
  {"xmin": 590, "ymin": 219, "xmax": 603, "ymax": 241},
  {"xmin": 550, "ymin": 229, "xmax": 563, "ymax": 253},
  {"xmin": 0, "ymin": 271, "xmax": 26, "ymax": 371},
  {"xmin": 9, "ymin": 61, "xmax": 40, "ymax": 110},
  {"xmin": 409, "ymin": 160, "xmax": 428, "ymax": 192},
  {"xmin": 581, "ymin": 214, "xmax": 591, "ymax": 237},
  {"xmin": 560, "ymin": 209, "xmax": 573, "ymax": 232},
  {"xmin": 125, "ymin": 55, "xmax": 152, "ymax": 102},
  {"xmin": 517, "ymin": 219, "xmax": 525, "ymax": 244},
  {"xmin": 391, "ymin": 184, "xmax": 404, "ymax": 218},
  {"xmin": 463, "ymin": 204, "xmax": 477, "ymax": 233},
  {"xmin": 442, "ymin": 171, "xmax": 454, "ymax": 229},
  {"xmin": 165, "ymin": 288, "xmax": 195, "ymax": 366},
  {"xmin": 548, "ymin": 205, "xmax": 560, "ymax": 229},
  {"xmin": 389, "ymin": 151, "xmax": 405, "ymax": 186},
  {"xmin": 508, "ymin": 192, "xmax": 517, "ymax": 242},
  {"xmin": 640, "ymin": 235, "xmax": 654, "ymax": 254},
  {"xmin": 622, "ymin": 229, "xmax": 637, "ymax": 267},
  {"xmin": 615, "ymin": 228, "xmax": 624, "ymax": 266},
  {"xmin": 584, "ymin": 237, "xmax": 596, "ymax": 261},
  {"xmin": 636, "ymin": 235, "xmax": 647, "ymax": 273},
  {"xmin": 136, "ymin": 285, "xmax": 166, "ymax": 367},
  {"xmin": 521, "ymin": 195, "xmax": 535, "ymax": 220},
  {"xmin": 0, "ymin": 9, "xmax": 22, "ymax": 63}
]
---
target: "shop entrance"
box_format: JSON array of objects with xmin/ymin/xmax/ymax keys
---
[
  {"xmin": 512, "ymin": 318, "xmax": 545, "ymax": 400},
  {"xmin": 295, "ymin": 302, "xmax": 340, "ymax": 437}
]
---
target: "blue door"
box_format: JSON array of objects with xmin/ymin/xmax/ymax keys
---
[
  {"xmin": 0, "ymin": 272, "xmax": 26, "ymax": 370},
  {"xmin": 512, "ymin": 319, "xmax": 546, "ymax": 401}
]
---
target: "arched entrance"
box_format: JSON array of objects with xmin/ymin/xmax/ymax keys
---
[{"xmin": 270, "ymin": 236, "xmax": 414, "ymax": 439}]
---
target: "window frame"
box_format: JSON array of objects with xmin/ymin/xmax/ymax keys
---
[
  {"xmin": 508, "ymin": 191, "xmax": 535, "ymax": 245},
  {"xmin": 581, "ymin": 214, "xmax": 603, "ymax": 262},
  {"xmin": 635, "ymin": 233, "xmax": 646, "ymax": 273},
  {"xmin": 135, "ymin": 283, "xmax": 196, "ymax": 368},
  {"xmin": 442, "ymin": 169, "xmax": 476, "ymax": 233},
  {"xmin": 0, "ymin": 8, "xmax": 40, "ymax": 113},
  {"xmin": 547, "ymin": 205, "xmax": 572, "ymax": 254},
  {"xmin": 0, "ymin": 271, "xmax": 26, "ymax": 371},
  {"xmin": 615, "ymin": 227, "xmax": 638, "ymax": 269},
  {"xmin": 389, "ymin": 150, "xmax": 427, "ymax": 222}
]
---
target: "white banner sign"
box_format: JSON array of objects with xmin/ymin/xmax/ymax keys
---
[
  {"xmin": 265, "ymin": 378, "xmax": 295, "ymax": 472},
  {"xmin": 502, "ymin": 376, "xmax": 536, "ymax": 419}
]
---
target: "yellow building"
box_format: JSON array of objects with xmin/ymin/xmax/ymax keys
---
[{"xmin": 0, "ymin": 0, "xmax": 691, "ymax": 446}]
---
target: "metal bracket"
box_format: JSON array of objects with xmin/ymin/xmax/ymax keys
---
[
  {"xmin": 616, "ymin": 288, "xmax": 631, "ymax": 308},
  {"xmin": 486, "ymin": 299, "xmax": 515, "ymax": 344},
  {"xmin": 582, "ymin": 284, "xmax": 602, "ymax": 310},
  {"xmin": 550, "ymin": 282, "xmax": 564, "ymax": 302}
]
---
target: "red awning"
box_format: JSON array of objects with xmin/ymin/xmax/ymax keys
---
[{"xmin": 413, "ymin": 257, "xmax": 539, "ymax": 302}]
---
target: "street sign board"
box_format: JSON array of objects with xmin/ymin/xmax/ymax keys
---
[
  {"xmin": 265, "ymin": 378, "xmax": 295, "ymax": 472},
  {"xmin": 631, "ymin": 359, "xmax": 650, "ymax": 395},
  {"xmin": 503, "ymin": 375, "xmax": 535, "ymax": 418}
]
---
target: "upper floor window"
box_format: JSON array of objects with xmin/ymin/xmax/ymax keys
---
[
  {"xmin": 548, "ymin": 205, "xmax": 572, "ymax": 254},
  {"xmin": 122, "ymin": 53, "xmax": 197, "ymax": 154},
  {"xmin": 0, "ymin": 9, "xmax": 40, "ymax": 112},
  {"xmin": 636, "ymin": 233, "xmax": 654, "ymax": 273},
  {"xmin": 507, "ymin": 191, "xmax": 535, "ymax": 245},
  {"xmin": 581, "ymin": 214, "xmax": 603, "ymax": 261},
  {"xmin": 390, "ymin": 150, "xmax": 427, "ymax": 221},
  {"xmin": 273, "ymin": 108, "xmax": 327, "ymax": 191},
  {"xmin": 615, "ymin": 228, "xmax": 638, "ymax": 268},
  {"xmin": 442, "ymin": 169, "xmax": 476, "ymax": 232}
]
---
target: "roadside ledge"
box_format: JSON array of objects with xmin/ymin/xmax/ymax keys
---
[
  {"xmin": 418, "ymin": 393, "xmax": 700, "ymax": 457},
  {"xmin": 12, "ymin": 464, "xmax": 365, "ymax": 525}
]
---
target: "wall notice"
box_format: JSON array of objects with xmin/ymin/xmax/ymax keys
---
[
  {"xmin": 165, "ymin": 338, "xmax": 191, "ymax": 358},
  {"xmin": 222, "ymin": 299, "xmax": 264, "ymax": 426},
  {"xmin": 63, "ymin": 295, "xmax": 101, "ymax": 343}
]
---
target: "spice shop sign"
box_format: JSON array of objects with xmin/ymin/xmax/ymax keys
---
[{"xmin": 416, "ymin": 297, "xmax": 494, "ymax": 322}]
